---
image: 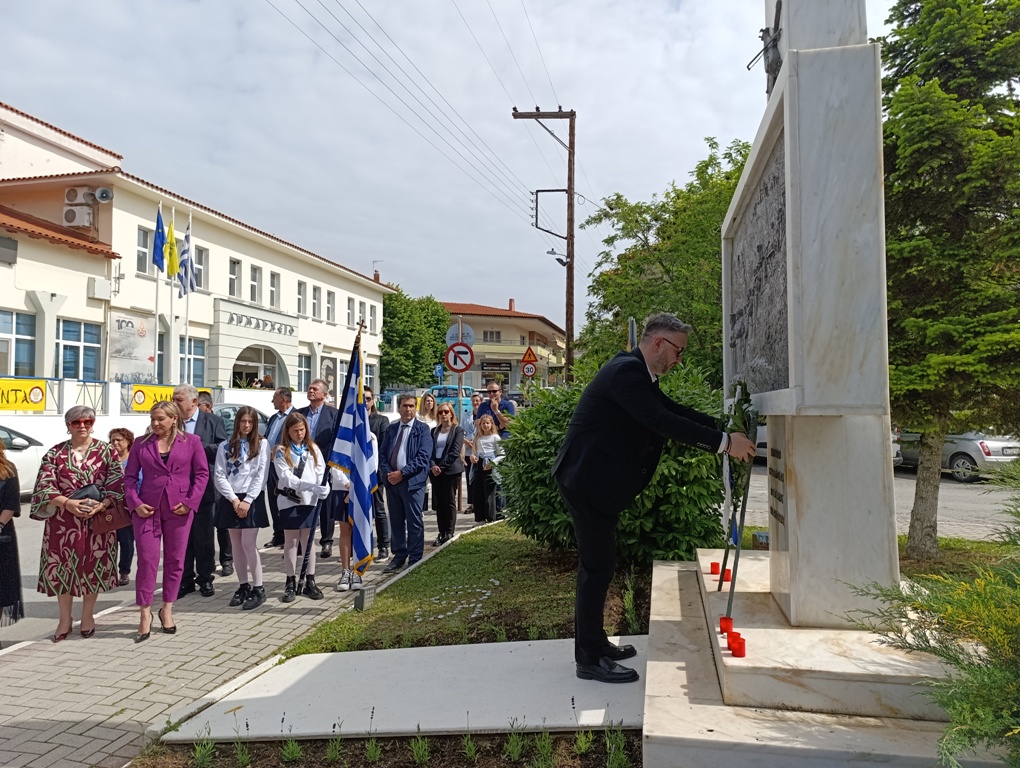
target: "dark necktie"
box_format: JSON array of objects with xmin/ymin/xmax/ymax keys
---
[{"xmin": 389, "ymin": 424, "xmax": 406, "ymax": 469}]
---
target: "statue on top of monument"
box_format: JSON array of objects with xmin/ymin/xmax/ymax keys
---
[{"xmin": 747, "ymin": 0, "xmax": 784, "ymax": 98}]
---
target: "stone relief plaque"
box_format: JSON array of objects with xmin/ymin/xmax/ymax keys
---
[{"xmin": 729, "ymin": 133, "xmax": 790, "ymax": 394}]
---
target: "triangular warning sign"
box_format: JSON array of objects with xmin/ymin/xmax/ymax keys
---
[{"xmin": 521, "ymin": 346, "xmax": 539, "ymax": 364}]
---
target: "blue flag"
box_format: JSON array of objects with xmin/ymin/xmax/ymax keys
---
[
  {"xmin": 329, "ymin": 341, "xmax": 378, "ymax": 576},
  {"xmin": 152, "ymin": 209, "xmax": 166, "ymax": 273},
  {"xmin": 177, "ymin": 222, "xmax": 197, "ymax": 298}
]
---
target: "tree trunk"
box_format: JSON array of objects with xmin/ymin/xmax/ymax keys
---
[{"xmin": 905, "ymin": 429, "xmax": 944, "ymax": 561}]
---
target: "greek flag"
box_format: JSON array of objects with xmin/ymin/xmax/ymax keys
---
[
  {"xmin": 328, "ymin": 340, "xmax": 378, "ymax": 575},
  {"xmin": 177, "ymin": 222, "xmax": 197, "ymax": 298}
]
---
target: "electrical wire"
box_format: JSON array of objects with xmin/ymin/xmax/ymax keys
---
[
  {"xmin": 484, "ymin": 0, "xmax": 538, "ymax": 107},
  {"xmin": 519, "ymin": 0, "xmax": 559, "ymax": 107}
]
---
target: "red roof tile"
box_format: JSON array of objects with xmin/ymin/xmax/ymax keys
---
[
  {"xmin": 442, "ymin": 302, "xmax": 564, "ymax": 335},
  {"xmin": 0, "ymin": 204, "xmax": 118, "ymax": 259},
  {"xmin": 0, "ymin": 101, "xmax": 122, "ymax": 160}
]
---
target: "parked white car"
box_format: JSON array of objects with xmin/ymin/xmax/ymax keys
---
[
  {"xmin": 899, "ymin": 431, "xmax": 1020, "ymax": 482},
  {"xmin": 0, "ymin": 423, "xmax": 46, "ymax": 495}
]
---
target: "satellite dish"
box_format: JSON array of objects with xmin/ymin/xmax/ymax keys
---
[{"xmin": 95, "ymin": 187, "xmax": 115, "ymax": 203}]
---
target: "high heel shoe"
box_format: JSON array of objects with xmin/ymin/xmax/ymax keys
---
[
  {"xmin": 52, "ymin": 629, "xmax": 70, "ymax": 644},
  {"xmin": 158, "ymin": 606, "xmax": 177, "ymax": 635},
  {"xmin": 135, "ymin": 612, "xmax": 152, "ymax": 643},
  {"xmin": 80, "ymin": 625, "xmax": 96, "ymax": 639}
]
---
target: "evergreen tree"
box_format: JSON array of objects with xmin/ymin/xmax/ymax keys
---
[
  {"xmin": 380, "ymin": 288, "xmax": 450, "ymax": 388},
  {"xmin": 880, "ymin": 0, "xmax": 1020, "ymax": 560}
]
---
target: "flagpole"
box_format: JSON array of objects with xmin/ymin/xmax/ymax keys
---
[
  {"xmin": 153, "ymin": 202, "xmax": 161, "ymax": 382},
  {"xmin": 169, "ymin": 206, "xmax": 176, "ymax": 384},
  {"xmin": 185, "ymin": 210, "xmax": 192, "ymax": 384}
]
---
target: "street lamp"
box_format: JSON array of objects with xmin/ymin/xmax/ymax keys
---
[{"xmin": 547, "ymin": 247, "xmax": 570, "ymax": 268}]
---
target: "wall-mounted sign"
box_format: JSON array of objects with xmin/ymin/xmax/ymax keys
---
[
  {"xmin": 0, "ymin": 378, "xmax": 46, "ymax": 411},
  {"xmin": 227, "ymin": 312, "xmax": 295, "ymax": 336},
  {"xmin": 480, "ymin": 361, "xmax": 512, "ymax": 373},
  {"xmin": 130, "ymin": 384, "xmax": 212, "ymax": 412}
]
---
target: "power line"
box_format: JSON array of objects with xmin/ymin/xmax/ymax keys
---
[
  {"xmin": 519, "ymin": 0, "xmax": 559, "ymax": 106},
  {"xmin": 484, "ymin": 0, "xmax": 538, "ymax": 107}
]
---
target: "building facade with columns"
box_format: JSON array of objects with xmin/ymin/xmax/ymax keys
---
[
  {"xmin": 442, "ymin": 300, "xmax": 565, "ymax": 390},
  {"xmin": 0, "ymin": 101, "xmax": 393, "ymax": 403}
]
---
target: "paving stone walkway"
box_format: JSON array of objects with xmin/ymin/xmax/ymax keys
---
[{"xmin": 0, "ymin": 513, "xmax": 483, "ymax": 768}]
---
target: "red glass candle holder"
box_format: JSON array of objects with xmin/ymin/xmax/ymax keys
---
[
  {"xmin": 719, "ymin": 616, "xmax": 733, "ymax": 635},
  {"xmin": 710, "ymin": 561, "xmax": 721, "ymax": 575},
  {"xmin": 726, "ymin": 631, "xmax": 742, "ymax": 651},
  {"xmin": 731, "ymin": 637, "xmax": 746, "ymax": 657},
  {"xmin": 723, "ymin": 568, "xmax": 732, "ymax": 582}
]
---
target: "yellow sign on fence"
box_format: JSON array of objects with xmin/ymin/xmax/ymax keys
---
[
  {"xmin": 130, "ymin": 385, "xmax": 211, "ymax": 412},
  {"xmin": 0, "ymin": 378, "xmax": 48, "ymax": 411}
]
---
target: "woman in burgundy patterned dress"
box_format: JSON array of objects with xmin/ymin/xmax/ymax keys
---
[{"xmin": 30, "ymin": 405, "xmax": 124, "ymax": 642}]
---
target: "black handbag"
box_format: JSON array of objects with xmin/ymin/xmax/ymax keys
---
[{"xmin": 69, "ymin": 484, "xmax": 104, "ymax": 503}]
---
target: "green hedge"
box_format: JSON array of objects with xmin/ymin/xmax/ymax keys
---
[{"xmin": 501, "ymin": 365, "xmax": 726, "ymax": 565}]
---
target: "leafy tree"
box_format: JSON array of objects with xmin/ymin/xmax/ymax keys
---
[
  {"xmin": 880, "ymin": 0, "xmax": 1020, "ymax": 561},
  {"xmin": 380, "ymin": 288, "xmax": 450, "ymax": 387},
  {"xmin": 577, "ymin": 138, "xmax": 749, "ymax": 388}
]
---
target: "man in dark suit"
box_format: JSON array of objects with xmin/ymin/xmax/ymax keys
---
[
  {"xmin": 552, "ymin": 313, "xmax": 755, "ymax": 684},
  {"xmin": 174, "ymin": 384, "xmax": 229, "ymax": 598},
  {"xmin": 378, "ymin": 393, "xmax": 433, "ymax": 573},
  {"xmin": 298, "ymin": 378, "xmax": 340, "ymax": 558},
  {"xmin": 364, "ymin": 386, "xmax": 391, "ymax": 560},
  {"xmin": 263, "ymin": 386, "xmax": 293, "ymax": 549}
]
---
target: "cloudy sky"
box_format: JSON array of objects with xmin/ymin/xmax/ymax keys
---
[{"xmin": 3, "ymin": 0, "xmax": 893, "ymax": 329}]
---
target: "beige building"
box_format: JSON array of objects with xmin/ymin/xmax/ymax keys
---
[
  {"xmin": 442, "ymin": 300, "xmax": 565, "ymax": 389},
  {"xmin": 0, "ymin": 101, "xmax": 394, "ymax": 398}
]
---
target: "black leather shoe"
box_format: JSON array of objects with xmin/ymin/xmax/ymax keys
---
[
  {"xmin": 600, "ymin": 643, "xmax": 637, "ymax": 661},
  {"xmin": 320, "ymin": 543, "xmax": 332, "ymax": 559},
  {"xmin": 177, "ymin": 582, "xmax": 196, "ymax": 599},
  {"xmin": 199, "ymin": 582, "xmax": 215, "ymax": 597},
  {"xmin": 382, "ymin": 560, "xmax": 405, "ymax": 574},
  {"xmin": 576, "ymin": 657, "xmax": 639, "ymax": 684},
  {"xmin": 221, "ymin": 562, "xmax": 234, "ymax": 577}
]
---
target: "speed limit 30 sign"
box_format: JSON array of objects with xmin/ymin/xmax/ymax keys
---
[{"xmin": 522, "ymin": 362, "xmax": 537, "ymax": 378}]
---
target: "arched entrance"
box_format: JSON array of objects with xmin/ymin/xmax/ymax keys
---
[{"xmin": 232, "ymin": 346, "xmax": 284, "ymax": 389}]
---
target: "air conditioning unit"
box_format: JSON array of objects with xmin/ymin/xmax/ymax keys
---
[
  {"xmin": 65, "ymin": 187, "xmax": 97, "ymax": 205},
  {"xmin": 63, "ymin": 205, "xmax": 94, "ymax": 227},
  {"xmin": 87, "ymin": 277, "xmax": 112, "ymax": 300}
]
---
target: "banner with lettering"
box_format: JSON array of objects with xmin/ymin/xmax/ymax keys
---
[
  {"xmin": 0, "ymin": 378, "xmax": 47, "ymax": 411},
  {"xmin": 130, "ymin": 384, "xmax": 212, "ymax": 412}
]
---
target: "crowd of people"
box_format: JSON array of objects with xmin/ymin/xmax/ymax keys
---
[{"xmin": 0, "ymin": 378, "xmax": 517, "ymax": 645}]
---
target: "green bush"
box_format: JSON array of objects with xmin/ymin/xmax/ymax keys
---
[{"xmin": 502, "ymin": 364, "xmax": 726, "ymax": 565}]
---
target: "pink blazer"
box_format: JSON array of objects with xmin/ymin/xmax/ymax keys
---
[{"xmin": 125, "ymin": 432, "xmax": 209, "ymax": 513}]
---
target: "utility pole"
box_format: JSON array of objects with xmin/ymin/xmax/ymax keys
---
[{"xmin": 512, "ymin": 107, "xmax": 576, "ymax": 382}]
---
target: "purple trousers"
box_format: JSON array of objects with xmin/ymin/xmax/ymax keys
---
[{"xmin": 133, "ymin": 497, "xmax": 194, "ymax": 607}]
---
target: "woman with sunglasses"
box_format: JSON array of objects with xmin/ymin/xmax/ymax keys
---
[
  {"xmin": 429, "ymin": 406, "xmax": 464, "ymax": 545},
  {"xmin": 30, "ymin": 406, "xmax": 125, "ymax": 642}
]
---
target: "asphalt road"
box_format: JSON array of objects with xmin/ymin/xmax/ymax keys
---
[{"xmin": 3, "ymin": 470, "xmax": 1012, "ymax": 647}]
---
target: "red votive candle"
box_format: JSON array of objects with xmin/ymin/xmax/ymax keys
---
[
  {"xmin": 723, "ymin": 568, "xmax": 732, "ymax": 582},
  {"xmin": 710, "ymin": 561, "xmax": 721, "ymax": 575},
  {"xmin": 727, "ymin": 631, "xmax": 742, "ymax": 651},
  {"xmin": 731, "ymin": 637, "xmax": 746, "ymax": 657},
  {"xmin": 719, "ymin": 616, "xmax": 733, "ymax": 635}
]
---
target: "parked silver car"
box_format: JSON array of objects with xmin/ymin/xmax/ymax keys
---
[
  {"xmin": 211, "ymin": 404, "xmax": 269, "ymax": 437},
  {"xmin": 898, "ymin": 431, "xmax": 1020, "ymax": 482}
]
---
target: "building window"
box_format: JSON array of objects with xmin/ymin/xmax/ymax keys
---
[
  {"xmin": 179, "ymin": 337, "xmax": 206, "ymax": 386},
  {"xmin": 365, "ymin": 363, "xmax": 377, "ymax": 392},
  {"xmin": 229, "ymin": 259, "xmax": 241, "ymax": 298},
  {"xmin": 157, "ymin": 333, "xmax": 165, "ymax": 385},
  {"xmin": 312, "ymin": 286, "xmax": 321, "ymax": 319},
  {"xmin": 347, "ymin": 297, "xmax": 355, "ymax": 326},
  {"xmin": 194, "ymin": 246, "xmax": 208, "ymax": 289},
  {"xmin": 250, "ymin": 266, "xmax": 263, "ymax": 304},
  {"xmin": 483, "ymin": 330, "xmax": 502, "ymax": 343},
  {"xmin": 297, "ymin": 282, "xmax": 307, "ymax": 315},
  {"xmin": 358, "ymin": 301, "xmax": 366, "ymax": 325},
  {"xmin": 0, "ymin": 310, "xmax": 36, "ymax": 376},
  {"xmin": 326, "ymin": 291, "xmax": 336, "ymax": 323},
  {"xmin": 369, "ymin": 305, "xmax": 377, "ymax": 333},
  {"xmin": 297, "ymin": 354, "xmax": 311, "ymax": 391},
  {"xmin": 136, "ymin": 227, "xmax": 153, "ymax": 275},
  {"xmin": 269, "ymin": 272, "xmax": 280, "ymax": 309},
  {"xmin": 55, "ymin": 319, "xmax": 102, "ymax": 380}
]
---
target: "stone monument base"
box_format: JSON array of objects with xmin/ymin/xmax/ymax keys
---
[{"xmin": 643, "ymin": 559, "xmax": 999, "ymax": 767}]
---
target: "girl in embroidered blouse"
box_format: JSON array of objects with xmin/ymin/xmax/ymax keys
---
[
  {"xmin": 274, "ymin": 412, "xmax": 329, "ymax": 603},
  {"xmin": 30, "ymin": 405, "xmax": 125, "ymax": 643},
  {"xmin": 213, "ymin": 406, "xmax": 270, "ymax": 611}
]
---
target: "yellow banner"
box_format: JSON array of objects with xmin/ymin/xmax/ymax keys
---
[
  {"xmin": 130, "ymin": 385, "xmax": 211, "ymax": 412},
  {"xmin": 0, "ymin": 378, "xmax": 47, "ymax": 411}
]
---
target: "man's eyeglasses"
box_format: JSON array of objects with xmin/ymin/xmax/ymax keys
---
[
  {"xmin": 70, "ymin": 419, "xmax": 95, "ymax": 428},
  {"xmin": 660, "ymin": 337, "xmax": 686, "ymax": 358},
  {"xmin": 487, "ymin": 389, "xmax": 501, "ymax": 394}
]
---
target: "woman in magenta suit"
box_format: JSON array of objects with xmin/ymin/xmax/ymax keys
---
[{"xmin": 124, "ymin": 401, "xmax": 209, "ymax": 642}]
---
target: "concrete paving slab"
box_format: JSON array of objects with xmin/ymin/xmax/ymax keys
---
[{"xmin": 164, "ymin": 636, "xmax": 647, "ymax": 742}]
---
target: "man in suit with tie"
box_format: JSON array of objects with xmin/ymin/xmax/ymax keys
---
[
  {"xmin": 379, "ymin": 393, "xmax": 433, "ymax": 573},
  {"xmin": 363, "ymin": 386, "xmax": 391, "ymax": 561},
  {"xmin": 553, "ymin": 313, "xmax": 756, "ymax": 684},
  {"xmin": 263, "ymin": 387, "xmax": 294, "ymax": 549},
  {"xmin": 174, "ymin": 384, "xmax": 229, "ymax": 598},
  {"xmin": 298, "ymin": 379, "xmax": 340, "ymax": 558}
]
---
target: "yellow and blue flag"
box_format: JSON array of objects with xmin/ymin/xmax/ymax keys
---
[{"xmin": 165, "ymin": 220, "xmax": 180, "ymax": 277}]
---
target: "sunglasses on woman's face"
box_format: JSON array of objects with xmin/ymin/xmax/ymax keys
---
[{"xmin": 70, "ymin": 419, "xmax": 95, "ymax": 428}]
